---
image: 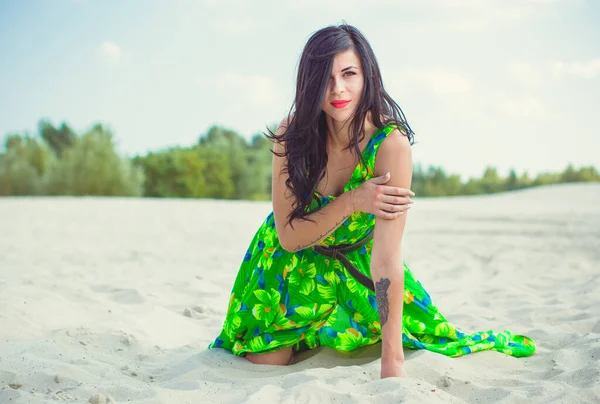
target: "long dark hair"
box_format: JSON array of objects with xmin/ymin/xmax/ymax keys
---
[{"xmin": 266, "ymin": 24, "xmax": 415, "ymax": 227}]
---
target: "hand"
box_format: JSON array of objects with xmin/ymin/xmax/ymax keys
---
[{"xmin": 349, "ymin": 172, "xmax": 414, "ymax": 219}]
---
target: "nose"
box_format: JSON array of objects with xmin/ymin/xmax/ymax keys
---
[{"xmin": 330, "ymin": 76, "xmax": 345, "ymax": 95}]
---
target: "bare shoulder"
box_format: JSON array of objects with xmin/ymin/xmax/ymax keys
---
[
  {"xmin": 279, "ymin": 115, "xmax": 292, "ymax": 129},
  {"xmin": 375, "ymin": 128, "xmax": 412, "ymax": 165},
  {"xmin": 273, "ymin": 115, "xmax": 293, "ymax": 153},
  {"xmin": 373, "ymin": 128, "xmax": 412, "ymax": 188}
]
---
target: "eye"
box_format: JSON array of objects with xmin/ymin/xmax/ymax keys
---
[{"xmin": 343, "ymin": 71, "xmax": 357, "ymax": 77}]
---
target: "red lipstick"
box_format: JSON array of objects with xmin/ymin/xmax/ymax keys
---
[{"xmin": 330, "ymin": 100, "xmax": 350, "ymax": 109}]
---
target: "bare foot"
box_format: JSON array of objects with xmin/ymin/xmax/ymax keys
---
[{"xmin": 245, "ymin": 347, "xmax": 293, "ymax": 366}]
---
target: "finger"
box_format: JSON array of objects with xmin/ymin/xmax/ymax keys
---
[
  {"xmin": 380, "ymin": 203, "xmax": 412, "ymax": 212},
  {"xmin": 382, "ymin": 186, "xmax": 415, "ymax": 197},
  {"xmin": 377, "ymin": 210, "xmax": 405, "ymax": 220},
  {"xmin": 379, "ymin": 194, "xmax": 413, "ymax": 205},
  {"xmin": 369, "ymin": 172, "xmax": 391, "ymax": 185},
  {"xmin": 379, "ymin": 204, "xmax": 411, "ymax": 214}
]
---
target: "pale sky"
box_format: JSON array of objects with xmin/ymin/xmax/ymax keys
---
[{"xmin": 1, "ymin": 0, "xmax": 598, "ymax": 179}]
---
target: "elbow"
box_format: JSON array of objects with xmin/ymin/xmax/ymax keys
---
[
  {"xmin": 274, "ymin": 217, "xmax": 292, "ymax": 252},
  {"xmin": 277, "ymin": 228, "xmax": 298, "ymax": 253},
  {"xmin": 279, "ymin": 240, "xmax": 299, "ymax": 253}
]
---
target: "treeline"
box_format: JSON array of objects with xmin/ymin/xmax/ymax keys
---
[
  {"xmin": 411, "ymin": 164, "xmax": 600, "ymax": 196},
  {"xmin": 0, "ymin": 121, "xmax": 144, "ymax": 197},
  {"xmin": 132, "ymin": 125, "xmax": 273, "ymax": 200},
  {"xmin": 0, "ymin": 120, "xmax": 598, "ymax": 199}
]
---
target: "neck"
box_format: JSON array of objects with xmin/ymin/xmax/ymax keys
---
[
  {"xmin": 324, "ymin": 112, "xmax": 375, "ymax": 152},
  {"xmin": 325, "ymin": 116, "xmax": 352, "ymax": 149}
]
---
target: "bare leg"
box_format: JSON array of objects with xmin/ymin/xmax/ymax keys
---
[{"xmin": 245, "ymin": 347, "xmax": 294, "ymax": 366}]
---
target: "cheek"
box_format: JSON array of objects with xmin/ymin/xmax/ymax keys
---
[
  {"xmin": 321, "ymin": 89, "xmax": 331, "ymax": 111},
  {"xmin": 352, "ymin": 78, "xmax": 364, "ymax": 98}
]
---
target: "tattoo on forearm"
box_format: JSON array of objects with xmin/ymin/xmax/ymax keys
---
[
  {"xmin": 293, "ymin": 214, "xmax": 350, "ymax": 251},
  {"xmin": 375, "ymin": 278, "xmax": 391, "ymax": 327}
]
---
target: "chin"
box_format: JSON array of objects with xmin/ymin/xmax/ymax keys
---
[{"xmin": 325, "ymin": 108, "xmax": 356, "ymax": 123}]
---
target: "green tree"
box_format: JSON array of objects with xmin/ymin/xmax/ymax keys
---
[
  {"xmin": 133, "ymin": 146, "xmax": 234, "ymax": 198},
  {"xmin": 38, "ymin": 120, "xmax": 76, "ymax": 158},
  {"xmin": 576, "ymin": 166, "xmax": 600, "ymax": 181},
  {"xmin": 462, "ymin": 178, "xmax": 483, "ymax": 195},
  {"xmin": 247, "ymin": 131, "xmax": 274, "ymax": 200},
  {"xmin": 505, "ymin": 168, "xmax": 519, "ymax": 191},
  {"xmin": 480, "ymin": 166, "xmax": 503, "ymax": 193},
  {"xmin": 198, "ymin": 125, "xmax": 270, "ymax": 200},
  {"xmin": 518, "ymin": 171, "xmax": 533, "ymax": 188},
  {"xmin": 533, "ymin": 172, "xmax": 560, "ymax": 186},
  {"xmin": 0, "ymin": 133, "xmax": 55, "ymax": 195},
  {"xmin": 560, "ymin": 164, "xmax": 578, "ymax": 183},
  {"xmin": 45, "ymin": 124, "xmax": 143, "ymax": 196},
  {"xmin": 196, "ymin": 146, "xmax": 235, "ymax": 198}
]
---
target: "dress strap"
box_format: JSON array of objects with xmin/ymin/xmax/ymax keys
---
[
  {"xmin": 371, "ymin": 125, "xmax": 398, "ymax": 155},
  {"xmin": 362, "ymin": 124, "xmax": 398, "ymax": 177}
]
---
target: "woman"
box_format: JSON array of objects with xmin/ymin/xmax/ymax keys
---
[{"xmin": 208, "ymin": 24, "xmax": 536, "ymax": 378}]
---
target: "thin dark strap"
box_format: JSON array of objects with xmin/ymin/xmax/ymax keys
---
[
  {"xmin": 312, "ymin": 232, "xmax": 375, "ymax": 292},
  {"xmin": 326, "ymin": 230, "xmax": 373, "ymax": 254}
]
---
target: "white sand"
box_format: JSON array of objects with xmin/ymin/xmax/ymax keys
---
[{"xmin": 0, "ymin": 183, "xmax": 599, "ymax": 404}]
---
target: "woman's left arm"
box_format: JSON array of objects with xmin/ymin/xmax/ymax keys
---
[{"xmin": 371, "ymin": 128, "xmax": 413, "ymax": 378}]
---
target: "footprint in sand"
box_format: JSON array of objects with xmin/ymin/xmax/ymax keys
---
[
  {"xmin": 88, "ymin": 393, "xmax": 116, "ymax": 403},
  {"xmin": 90, "ymin": 284, "xmax": 145, "ymax": 304},
  {"xmin": 182, "ymin": 304, "xmax": 224, "ymax": 318},
  {"xmin": 442, "ymin": 375, "xmax": 454, "ymax": 387},
  {"xmin": 0, "ymin": 370, "xmax": 21, "ymax": 388}
]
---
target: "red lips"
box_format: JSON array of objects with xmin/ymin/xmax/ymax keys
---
[{"xmin": 330, "ymin": 100, "xmax": 350, "ymax": 109}]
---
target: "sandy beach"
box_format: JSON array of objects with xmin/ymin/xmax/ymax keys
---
[{"xmin": 0, "ymin": 183, "xmax": 598, "ymax": 404}]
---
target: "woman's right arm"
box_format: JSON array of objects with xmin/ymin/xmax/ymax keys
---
[
  {"xmin": 271, "ymin": 120, "xmax": 413, "ymax": 252},
  {"xmin": 271, "ymin": 131, "xmax": 354, "ymax": 252}
]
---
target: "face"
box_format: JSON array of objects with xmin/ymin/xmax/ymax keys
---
[{"xmin": 321, "ymin": 48, "xmax": 364, "ymax": 123}]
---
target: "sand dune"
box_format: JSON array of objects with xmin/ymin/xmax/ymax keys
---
[{"xmin": 1, "ymin": 183, "xmax": 598, "ymax": 403}]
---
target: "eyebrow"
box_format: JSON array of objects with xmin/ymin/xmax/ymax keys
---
[{"xmin": 341, "ymin": 66, "xmax": 358, "ymax": 72}]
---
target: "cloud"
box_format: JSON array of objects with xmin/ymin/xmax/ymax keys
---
[
  {"xmin": 211, "ymin": 18, "xmax": 251, "ymax": 35},
  {"xmin": 422, "ymin": 69, "xmax": 474, "ymax": 96},
  {"xmin": 200, "ymin": 0, "xmax": 245, "ymax": 6},
  {"xmin": 394, "ymin": 68, "xmax": 474, "ymax": 98},
  {"xmin": 526, "ymin": 0, "xmax": 562, "ymax": 4},
  {"xmin": 508, "ymin": 62, "xmax": 544, "ymax": 87},
  {"xmin": 509, "ymin": 59, "xmax": 600, "ymax": 84},
  {"xmin": 99, "ymin": 41, "xmax": 123, "ymax": 67},
  {"xmin": 550, "ymin": 59, "xmax": 600, "ymax": 79},
  {"xmin": 498, "ymin": 94, "xmax": 548, "ymax": 118},
  {"xmin": 430, "ymin": 0, "xmax": 574, "ymax": 33},
  {"xmin": 195, "ymin": 72, "xmax": 288, "ymax": 136},
  {"xmin": 445, "ymin": 18, "xmax": 490, "ymax": 33},
  {"xmin": 204, "ymin": 72, "xmax": 281, "ymax": 107},
  {"xmin": 433, "ymin": 0, "xmax": 567, "ymax": 11},
  {"xmin": 289, "ymin": 0, "xmax": 363, "ymax": 10}
]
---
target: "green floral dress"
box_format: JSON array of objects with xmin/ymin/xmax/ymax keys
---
[{"xmin": 208, "ymin": 125, "xmax": 536, "ymax": 358}]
